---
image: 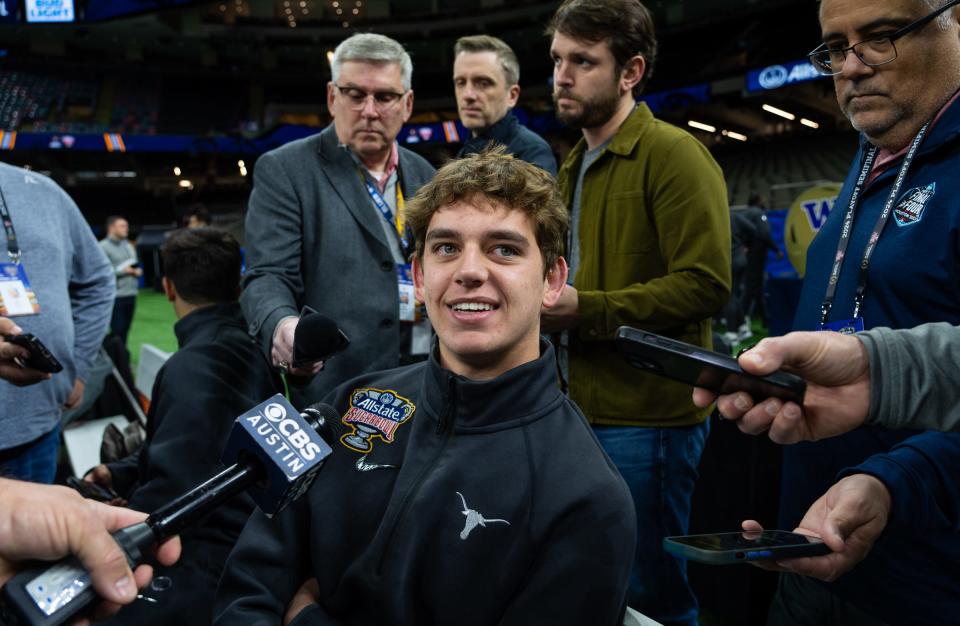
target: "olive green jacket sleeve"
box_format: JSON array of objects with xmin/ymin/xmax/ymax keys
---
[{"xmin": 559, "ymin": 104, "xmax": 731, "ymax": 426}]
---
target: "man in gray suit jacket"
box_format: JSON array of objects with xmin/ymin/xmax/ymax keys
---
[{"xmin": 240, "ymin": 33, "xmax": 436, "ymax": 408}]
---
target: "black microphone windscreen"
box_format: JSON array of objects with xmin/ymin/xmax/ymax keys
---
[
  {"xmin": 293, "ymin": 312, "xmax": 350, "ymax": 367},
  {"xmin": 302, "ymin": 402, "xmax": 342, "ymax": 442}
]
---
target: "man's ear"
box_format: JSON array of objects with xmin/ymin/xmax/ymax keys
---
[
  {"xmin": 542, "ymin": 256, "xmax": 569, "ymax": 308},
  {"xmin": 402, "ymin": 89, "xmax": 414, "ymax": 123},
  {"xmin": 161, "ymin": 276, "xmax": 177, "ymax": 303},
  {"xmin": 326, "ymin": 81, "xmax": 337, "ymax": 116},
  {"xmin": 506, "ymin": 84, "xmax": 521, "ymax": 109},
  {"xmin": 413, "ymin": 255, "xmax": 425, "ymax": 303},
  {"xmin": 620, "ymin": 55, "xmax": 646, "ymax": 95}
]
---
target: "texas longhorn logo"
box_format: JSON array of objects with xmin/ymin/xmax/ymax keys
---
[
  {"xmin": 340, "ymin": 387, "xmax": 415, "ymax": 453},
  {"xmin": 456, "ymin": 492, "xmax": 510, "ymax": 540}
]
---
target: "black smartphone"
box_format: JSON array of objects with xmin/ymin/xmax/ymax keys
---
[
  {"xmin": 615, "ymin": 326, "xmax": 805, "ymax": 403},
  {"xmin": 65, "ymin": 476, "xmax": 119, "ymax": 502},
  {"xmin": 663, "ymin": 530, "xmax": 831, "ymax": 565},
  {"xmin": 3, "ymin": 333, "xmax": 63, "ymax": 374}
]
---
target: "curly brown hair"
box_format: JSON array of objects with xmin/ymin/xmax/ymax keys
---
[{"xmin": 404, "ymin": 147, "xmax": 567, "ymax": 275}]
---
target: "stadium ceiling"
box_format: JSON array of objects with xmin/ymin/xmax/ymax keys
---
[{"xmin": 1, "ymin": 0, "xmax": 847, "ymax": 141}]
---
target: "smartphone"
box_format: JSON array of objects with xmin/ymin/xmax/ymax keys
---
[
  {"xmin": 3, "ymin": 333, "xmax": 63, "ymax": 374},
  {"xmin": 663, "ymin": 530, "xmax": 831, "ymax": 565},
  {"xmin": 65, "ymin": 476, "xmax": 119, "ymax": 502},
  {"xmin": 615, "ymin": 326, "xmax": 805, "ymax": 403}
]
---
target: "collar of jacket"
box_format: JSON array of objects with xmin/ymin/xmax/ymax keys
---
[
  {"xmin": 463, "ymin": 113, "xmax": 519, "ymax": 150},
  {"xmin": 173, "ymin": 301, "xmax": 244, "ymax": 349},
  {"xmin": 561, "ymin": 102, "xmax": 653, "ymax": 175},
  {"xmin": 419, "ymin": 338, "xmax": 566, "ymax": 432}
]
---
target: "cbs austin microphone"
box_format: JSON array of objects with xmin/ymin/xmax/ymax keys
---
[{"xmin": 0, "ymin": 395, "xmax": 339, "ymax": 626}]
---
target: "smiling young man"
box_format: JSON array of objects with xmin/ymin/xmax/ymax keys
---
[
  {"xmin": 453, "ymin": 35, "xmax": 557, "ymax": 174},
  {"xmin": 214, "ymin": 150, "xmax": 635, "ymax": 626},
  {"xmin": 240, "ymin": 33, "xmax": 436, "ymax": 410},
  {"xmin": 763, "ymin": 1, "xmax": 960, "ymax": 625}
]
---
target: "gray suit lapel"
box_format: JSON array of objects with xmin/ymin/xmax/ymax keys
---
[{"xmin": 316, "ymin": 128, "xmax": 391, "ymax": 252}]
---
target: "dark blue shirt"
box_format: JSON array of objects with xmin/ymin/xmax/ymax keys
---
[{"xmin": 788, "ymin": 98, "xmax": 960, "ymax": 626}]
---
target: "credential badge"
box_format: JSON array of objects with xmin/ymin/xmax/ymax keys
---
[
  {"xmin": 894, "ymin": 182, "xmax": 935, "ymax": 226},
  {"xmin": 340, "ymin": 387, "xmax": 415, "ymax": 453}
]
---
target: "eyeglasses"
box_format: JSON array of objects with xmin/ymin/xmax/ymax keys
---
[
  {"xmin": 808, "ymin": 0, "xmax": 960, "ymax": 76},
  {"xmin": 334, "ymin": 84, "xmax": 407, "ymax": 111}
]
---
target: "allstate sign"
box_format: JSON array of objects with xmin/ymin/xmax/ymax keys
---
[{"xmin": 747, "ymin": 59, "xmax": 825, "ymax": 93}]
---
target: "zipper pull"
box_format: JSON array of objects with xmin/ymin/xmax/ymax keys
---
[{"xmin": 436, "ymin": 375, "xmax": 456, "ymax": 434}]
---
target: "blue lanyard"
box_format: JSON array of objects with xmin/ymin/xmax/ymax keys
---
[
  {"xmin": 0, "ymin": 185, "xmax": 20, "ymax": 264},
  {"xmin": 819, "ymin": 121, "xmax": 929, "ymax": 325},
  {"xmin": 364, "ymin": 179, "xmax": 411, "ymax": 256}
]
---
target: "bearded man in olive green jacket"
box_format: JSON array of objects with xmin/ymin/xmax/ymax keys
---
[{"xmin": 543, "ymin": 1, "xmax": 730, "ymax": 624}]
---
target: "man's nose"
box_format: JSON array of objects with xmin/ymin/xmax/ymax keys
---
[
  {"xmin": 454, "ymin": 246, "xmax": 488, "ymax": 287},
  {"xmin": 837, "ymin": 47, "xmax": 874, "ymax": 81},
  {"xmin": 555, "ymin": 61, "xmax": 574, "ymax": 87},
  {"xmin": 359, "ymin": 95, "xmax": 380, "ymax": 118}
]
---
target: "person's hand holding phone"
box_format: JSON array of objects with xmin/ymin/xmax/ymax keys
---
[
  {"xmin": 0, "ymin": 318, "xmax": 52, "ymax": 387},
  {"xmin": 692, "ymin": 331, "xmax": 871, "ymax": 444},
  {"xmin": 741, "ymin": 473, "xmax": 891, "ymax": 581}
]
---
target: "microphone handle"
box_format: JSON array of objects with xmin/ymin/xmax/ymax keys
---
[
  {"xmin": 146, "ymin": 459, "xmax": 260, "ymax": 539},
  {"xmin": 0, "ymin": 409, "xmax": 327, "ymax": 625},
  {"xmin": 0, "ymin": 522, "xmax": 155, "ymax": 626}
]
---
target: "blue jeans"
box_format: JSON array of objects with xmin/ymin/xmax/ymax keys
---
[
  {"xmin": 593, "ymin": 421, "xmax": 709, "ymax": 626},
  {"xmin": 0, "ymin": 423, "xmax": 61, "ymax": 483}
]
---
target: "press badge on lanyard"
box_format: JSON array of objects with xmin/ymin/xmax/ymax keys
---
[
  {"xmin": 397, "ymin": 264, "xmax": 417, "ymax": 322},
  {"xmin": 817, "ymin": 122, "xmax": 929, "ymax": 335},
  {"xmin": 0, "ymin": 185, "xmax": 40, "ymax": 317},
  {"xmin": 364, "ymin": 179, "xmax": 418, "ymax": 322}
]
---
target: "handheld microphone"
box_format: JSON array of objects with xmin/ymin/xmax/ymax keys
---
[
  {"xmin": 292, "ymin": 306, "xmax": 350, "ymax": 369},
  {"xmin": 0, "ymin": 395, "xmax": 340, "ymax": 626}
]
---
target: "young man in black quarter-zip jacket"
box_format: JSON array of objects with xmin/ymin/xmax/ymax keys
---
[{"xmin": 214, "ymin": 149, "xmax": 636, "ymax": 626}]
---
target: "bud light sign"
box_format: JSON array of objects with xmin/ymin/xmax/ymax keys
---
[{"xmin": 747, "ymin": 59, "xmax": 825, "ymax": 93}]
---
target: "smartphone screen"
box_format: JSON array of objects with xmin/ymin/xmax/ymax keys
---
[
  {"xmin": 615, "ymin": 327, "xmax": 805, "ymax": 403},
  {"xmin": 664, "ymin": 530, "xmax": 830, "ymax": 564}
]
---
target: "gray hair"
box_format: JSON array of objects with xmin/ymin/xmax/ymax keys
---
[
  {"xmin": 819, "ymin": 0, "xmax": 955, "ymax": 29},
  {"xmin": 331, "ymin": 33, "xmax": 413, "ymax": 90},
  {"xmin": 922, "ymin": 0, "xmax": 957, "ymax": 29}
]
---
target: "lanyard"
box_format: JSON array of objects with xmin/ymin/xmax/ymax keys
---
[
  {"xmin": 0, "ymin": 184, "xmax": 20, "ymax": 264},
  {"xmin": 364, "ymin": 178, "xmax": 411, "ymax": 257},
  {"xmin": 819, "ymin": 122, "xmax": 929, "ymax": 326}
]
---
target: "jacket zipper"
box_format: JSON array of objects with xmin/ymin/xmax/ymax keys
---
[{"xmin": 376, "ymin": 374, "xmax": 457, "ymax": 574}]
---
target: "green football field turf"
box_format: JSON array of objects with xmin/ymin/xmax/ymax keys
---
[{"xmin": 127, "ymin": 289, "xmax": 178, "ymax": 368}]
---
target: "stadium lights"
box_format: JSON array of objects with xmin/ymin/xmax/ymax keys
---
[
  {"xmin": 179, "ymin": 179, "xmax": 193, "ymax": 188},
  {"xmin": 762, "ymin": 104, "xmax": 796, "ymax": 121},
  {"xmin": 173, "ymin": 166, "xmax": 181, "ymax": 176},
  {"xmin": 238, "ymin": 160, "xmax": 248, "ymax": 176},
  {"xmin": 801, "ymin": 118, "xmax": 820, "ymax": 129},
  {"xmin": 721, "ymin": 130, "xmax": 748, "ymax": 142},
  {"xmin": 688, "ymin": 120, "xmax": 716, "ymax": 133},
  {"xmin": 326, "ymin": 50, "xmax": 334, "ymax": 66}
]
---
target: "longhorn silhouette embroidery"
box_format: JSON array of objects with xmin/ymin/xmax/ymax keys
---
[{"xmin": 456, "ymin": 491, "xmax": 510, "ymax": 540}]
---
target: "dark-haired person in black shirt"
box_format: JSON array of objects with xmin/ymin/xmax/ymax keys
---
[{"xmin": 86, "ymin": 228, "xmax": 283, "ymax": 626}]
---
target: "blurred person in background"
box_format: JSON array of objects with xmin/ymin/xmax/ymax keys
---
[
  {"xmin": 739, "ymin": 193, "xmax": 782, "ymax": 331},
  {"xmin": 99, "ymin": 215, "xmax": 142, "ymax": 348}
]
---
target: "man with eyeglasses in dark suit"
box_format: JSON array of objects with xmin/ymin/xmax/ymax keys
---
[
  {"xmin": 240, "ymin": 33, "xmax": 436, "ymax": 409},
  {"xmin": 751, "ymin": 1, "xmax": 960, "ymax": 624}
]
